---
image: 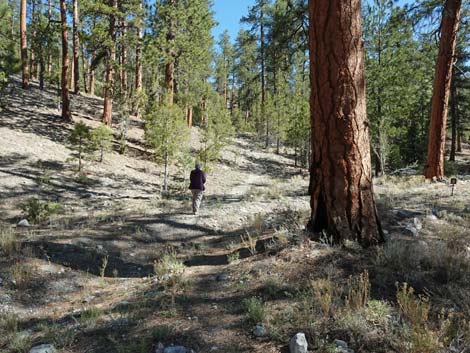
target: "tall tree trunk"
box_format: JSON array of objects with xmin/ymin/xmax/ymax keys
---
[
  {"xmin": 30, "ymin": 0, "xmax": 36, "ymax": 81},
  {"xmin": 260, "ymin": 1, "xmax": 268, "ymax": 148},
  {"xmin": 89, "ymin": 50, "xmax": 95, "ymax": 96},
  {"xmin": 20, "ymin": 0, "xmax": 29, "ymax": 89},
  {"xmin": 81, "ymin": 44, "xmax": 88, "ymax": 93},
  {"xmin": 186, "ymin": 106, "xmax": 193, "ymax": 128},
  {"xmin": 47, "ymin": 0, "xmax": 53, "ymax": 75},
  {"xmin": 120, "ymin": 21, "xmax": 128, "ymax": 97},
  {"xmin": 69, "ymin": 57, "xmax": 74, "ymax": 89},
  {"xmin": 73, "ymin": 0, "xmax": 80, "ymax": 94},
  {"xmin": 102, "ymin": 0, "xmax": 117, "ymax": 126},
  {"xmin": 424, "ymin": 0, "xmax": 461, "ymax": 180},
  {"xmin": 449, "ymin": 79, "xmax": 457, "ymax": 161},
  {"xmin": 135, "ymin": 0, "xmax": 143, "ymax": 92},
  {"xmin": 60, "ymin": 0, "xmax": 71, "ymax": 120},
  {"xmin": 307, "ymin": 0, "xmax": 383, "ymax": 247}
]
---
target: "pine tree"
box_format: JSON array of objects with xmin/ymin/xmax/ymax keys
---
[
  {"xmin": 145, "ymin": 100, "xmax": 190, "ymax": 193},
  {"xmin": 307, "ymin": 0, "xmax": 383, "ymax": 246},
  {"xmin": 425, "ymin": 0, "xmax": 462, "ymax": 180}
]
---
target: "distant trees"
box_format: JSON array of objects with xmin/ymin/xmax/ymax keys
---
[
  {"xmin": 307, "ymin": 0, "xmax": 383, "ymax": 246},
  {"xmin": 425, "ymin": 0, "xmax": 462, "ymax": 180}
]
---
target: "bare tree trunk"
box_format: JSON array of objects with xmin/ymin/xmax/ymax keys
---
[
  {"xmin": 186, "ymin": 106, "xmax": 193, "ymax": 128},
  {"xmin": 81, "ymin": 44, "xmax": 88, "ymax": 93},
  {"xmin": 47, "ymin": 0, "xmax": 53, "ymax": 75},
  {"xmin": 120, "ymin": 21, "xmax": 128, "ymax": 97},
  {"xmin": 30, "ymin": 0, "xmax": 36, "ymax": 81},
  {"xmin": 425, "ymin": 0, "xmax": 461, "ymax": 180},
  {"xmin": 20, "ymin": 0, "xmax": 29, "ymax": 89},
  {"xmin": 73, "ymin": 0, "xmax": 80, "ymax": 94},
  {"xmin": 260, "ymin": 0, "xmax": 268, "ymax": 148},
  {"xmin": 69, "ymin": 57, "xmax": 74, "ymax": 89},
  {"xmin": 102, "ymin": 0, "xmax": 117, "ymax": 126},
  {"xmin": 89, "ymin": 50, "xmax": 95, "ymax": 96},
  {"xmin": 60, "ymin": 0, "xmax": 71, "ymax": 120},
  {"xmin": 307, "ymin": 0, "xmax": 383, "ymax": 247}
]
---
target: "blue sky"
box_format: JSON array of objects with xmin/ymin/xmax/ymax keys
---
[
  {"xmin": 212, "ymin": 0, "xmax": 253, "ymax": 42},
  {"xmin": 211, "ymin": 0, "xmax": 413, "ymax": 43}
]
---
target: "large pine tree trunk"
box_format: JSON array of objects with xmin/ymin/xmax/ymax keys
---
[
  {"xmin": 20, "ymin": 0, "xmax": 29, "ymax": 89},
  {"xmin": 73, "ymin": 0, "xmax": 80, "ymax": 94},
  {"xmin": 307, "ymin": 0, "xmax": 382, "ymax": 247},
  {"xmin": 60, "ymin": 0, "xmax": 71, "ymax": 120},
  {"xmin": 102, "ymin": 0, "xmax": 117, "ymax": 126},
  {"xmin": 424, "ymin": 0, "xmax": 461, "ymax": 180}
]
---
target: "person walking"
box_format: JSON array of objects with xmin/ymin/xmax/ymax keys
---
[{"xmin": 189, "ymin": 163, "xmax": 206, "ymax": 215}]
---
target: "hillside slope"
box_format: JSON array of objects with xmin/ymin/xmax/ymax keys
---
[{"xmin": 1, "ymin": 79, "xmax": 469, "ymax": 353}]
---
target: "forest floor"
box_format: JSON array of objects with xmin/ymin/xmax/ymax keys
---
[{"xmin": 0, "ymin": 79, "xmax": 470, "ymax": 353}]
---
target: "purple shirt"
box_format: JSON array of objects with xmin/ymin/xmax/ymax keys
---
[{"xmin": 189, "ymin": 169, "xmax": 206, "ymax": 191}]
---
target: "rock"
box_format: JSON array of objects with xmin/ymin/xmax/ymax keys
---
[
  {"xmin": 334, "ymin": 339, "xmax": 348, "ymax": 349},
  {"xmin": 335, "ymin": 339, "xmax": 354, "ymax": 353},
  {"xmin": 17, "ymin": 219, "xmax": 30, "ymax": 227},
  {"xmin": 163, "ymin": 346, "xmax": 187, "ymax": 353},
  {"xmin": 155, "ymin": 342, "xmax": 165, "ymax": 353},
  {"xmin": 426, "ymin": 214, "xmax": 438, "ymax": 221},
  {"xmin": 216, "ymin": 273, "xmax": 229, "ymax": 282},
  {"xmin": 395, "ymin": 209, "xmax": 418, "ymax": 220},
  {"xmin": 404, "ymin": 224, "xmax": 419, "ymax": 237},
  {"xmin": 289, "ymin": 333, "xmax": 308, "ymax": 353},
  {"xmin": 252, "ymin": 324, "xmax": 267, "ymax": 337},
  {"xmin": 29, "ymin": 344, "xmax": 57, "ymax": 353},
  {"xmin": 413, "ymin": 217, "xmax": 423, "ymax": 230}
]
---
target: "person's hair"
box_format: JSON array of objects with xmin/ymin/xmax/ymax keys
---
[{"xmin": 195, "ymin": 163, "xmax": 201, "ymax": 170}]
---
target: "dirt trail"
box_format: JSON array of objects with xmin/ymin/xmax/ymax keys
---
[{"xmin": 0, "ymin": 79, "xmax": 309, "ymax": 353}]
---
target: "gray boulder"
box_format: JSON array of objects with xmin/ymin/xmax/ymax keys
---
[
  {"xmin": 252, "ymin": 324, "xmax": 267, "ymax": 337},
  {"xmin": 163, "ymin": 346, "xmax": 187, "ymax": 353},
  {"xmin": 289, "ymin": 333, "xmax": 308, "ymax": 353},
  {"xmin": 17, "ymin": 219, "xmax": 30, "ymax": 227},
  {"xmin": 29, "ymin": 344, "xmax": 56, "ymax": 353}
]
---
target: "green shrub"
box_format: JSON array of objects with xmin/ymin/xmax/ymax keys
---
[
  {"xmin": 21, "ymin": 198, "xmax": 60, "ymax": 224},
  {"xmin": 243, "ymin": 297, "xmax": 266, "ymax": 324}
]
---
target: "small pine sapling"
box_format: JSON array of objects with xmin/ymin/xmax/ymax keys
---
[
  {"xmin": 69, "ymin": 121, "xmax": 92, "ymax": 172},
  {"xmin": 91, "ymin": 124, "xmax": 114, "ymax": 162},
  {"xmin": 145, "ymin": 100, "xmax": 190, "ymax": 193}
]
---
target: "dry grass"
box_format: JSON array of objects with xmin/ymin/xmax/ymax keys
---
[{"xmin": 0, "ymin": 226, "xmax": 20, "ymax": 258}]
